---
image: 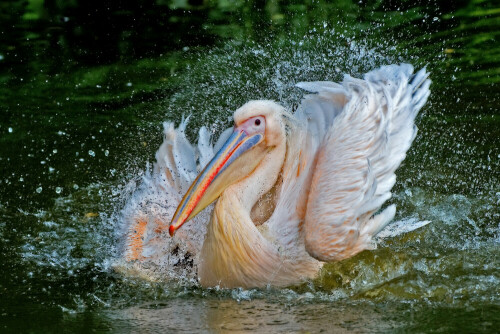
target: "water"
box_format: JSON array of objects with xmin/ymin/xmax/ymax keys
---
[{"xmin": 1, "ymin": 0, "xmax": 499, "ymax": 332}]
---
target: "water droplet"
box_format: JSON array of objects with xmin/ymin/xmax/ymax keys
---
[
  {"xmin": 104, "ymin": 150, "xmax": 109, "ymax": 157},
  {"xmin": 126, "ymin": 82, "xmax": 132, "ymax": 87},
  {"xmin": 8, "ymin": 127, "xmax": 13, "ymax": 133},
  {"xmin": 49, "ymin": 167, "xmax": 55, "ymax": 173},
  {"xmin": 55, "ymin": 187, "xmax": 62, "ymax": 194},
  {"xmin": 73, "ymin": 184, "xmax": 79, "ymax": 190},
  {"xmin": 53, "ymin": 149, "xmax": 58, "ymax": 154},
  {"xmin": 88, "ymin": 150, "xmax": 95, "ymax": 157},
  {"xmin": 36, "ymin": 187, "xmax": 42, "ymax": 193}
]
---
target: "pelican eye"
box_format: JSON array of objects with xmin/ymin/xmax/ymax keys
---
[{"xmin": 238, "ymin": 116, "xmax": 265, "ymax": 136}]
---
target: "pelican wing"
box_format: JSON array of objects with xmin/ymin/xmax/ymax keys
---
[
  {"xmin": 264, "ymin": 82, "xmax": 348, "ymax": 266},
  {"xmin": 116, "ymin": 120, "xmax": 222, "ymax": 279},
  {"xmin": 301, "ymin": 64, "xmax": 430, "ymax": 262}
]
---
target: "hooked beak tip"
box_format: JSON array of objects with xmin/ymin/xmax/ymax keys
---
[{"xmin": 169, "ymin": 225, "xmax": 176, "ymax": 237}]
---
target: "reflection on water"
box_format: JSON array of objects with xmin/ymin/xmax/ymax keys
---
[
  {"xmin": 0, "ymin": 0, "xmax": 499, "ymax": 332},
  {"xmin": 110, "ymin": 298, "xmax": 394, "ymax": 333}
]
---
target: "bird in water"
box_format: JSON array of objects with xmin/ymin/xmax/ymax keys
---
[{"xmin": 115, "ymin": 64, "xmax": 431, "ymax": 288}]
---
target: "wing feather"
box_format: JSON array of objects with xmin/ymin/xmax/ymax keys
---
[
  {"xmin": 265, "ymin": 85, "xmax": 348, "ymax": 268},
  {"xmin": 115, "ymin": 119, "xmax": 216, "ymax": 279},
  {"xmin": 302, "ymin": 64, "xmax": 430, "ymax": 262}
]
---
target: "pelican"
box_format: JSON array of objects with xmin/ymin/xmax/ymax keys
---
[{"xmin": 116, "ymin": 64, "xmax": 431, "ymax": 288}]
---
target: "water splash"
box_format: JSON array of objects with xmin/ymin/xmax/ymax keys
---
[
  {"xmin": 1, "ymin": 8, "xmax": 498, "ymax": 334},
  {"xmin": 160, "ymin": 29, "xmax": 410, "ymax": 139}
]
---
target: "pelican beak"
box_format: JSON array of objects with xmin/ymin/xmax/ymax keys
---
[{"xmin": 169, "ymin": 126, "xmax": 267, "ymax": 236}]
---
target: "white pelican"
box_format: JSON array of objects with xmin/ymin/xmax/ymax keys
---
[{"xmin": 116, "ymin": 64, "xmax": 431, "ymax": 288}]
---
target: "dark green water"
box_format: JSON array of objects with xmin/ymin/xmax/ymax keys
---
[{"xmin": 1, "ymin": 0, "xmax": 499, "ymax": 332}]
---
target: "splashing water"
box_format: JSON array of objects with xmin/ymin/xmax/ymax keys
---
[{"xmin": 1, "ymin": 1, "xmax": 499, "ymax": 332}]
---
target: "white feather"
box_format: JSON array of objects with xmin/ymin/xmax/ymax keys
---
[
  {"xmin": 299, "ymin": 64, "xmax": 431, "ymax": 262},
  {"xmin": 115, "ymin": 119, "xmax": 218, "ymax": 281}
]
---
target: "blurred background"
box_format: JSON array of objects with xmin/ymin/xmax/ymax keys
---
[{"xmin": 0, "ymin": 0, "xmax": 498, "ymax": 332}]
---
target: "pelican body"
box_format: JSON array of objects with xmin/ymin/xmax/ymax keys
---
[{"xmin": 118, "ymin": 64, "xmax": 431, "ymax": 288}]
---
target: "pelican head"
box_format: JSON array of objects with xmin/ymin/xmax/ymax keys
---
[{"xmin": 169, "ymin": 100, "xmax": 286, "ymax": 236}]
